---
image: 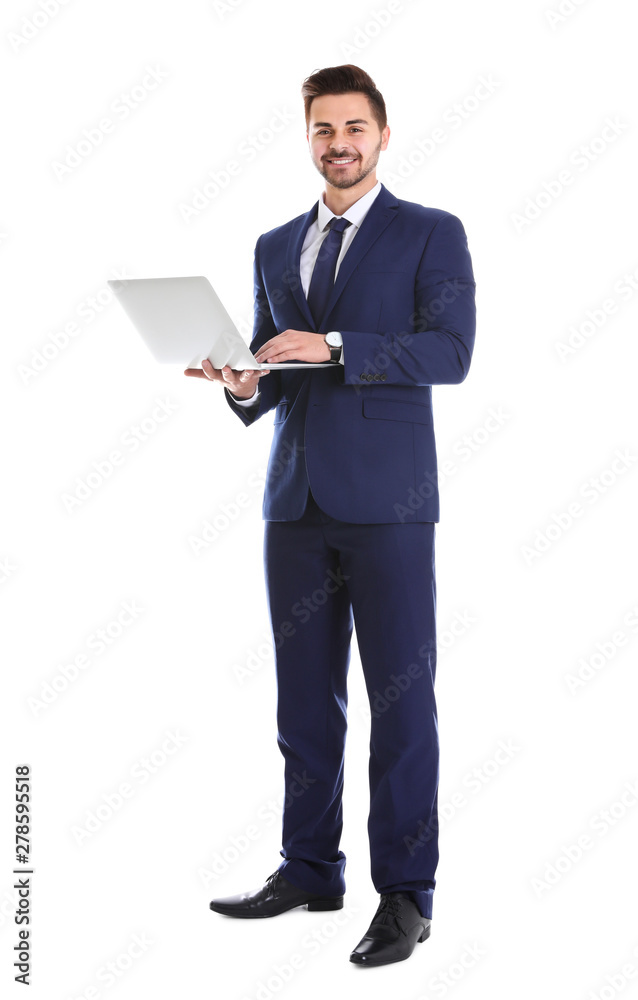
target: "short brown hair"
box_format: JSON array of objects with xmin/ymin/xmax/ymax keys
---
[{"xmin": 301, "ymin": 64, "xmax": 387, "ymax": 133}]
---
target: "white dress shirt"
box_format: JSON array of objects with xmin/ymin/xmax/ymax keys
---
[{"xmin": 230, "ymin": 180, "xmax": 382, "ymax": 407}]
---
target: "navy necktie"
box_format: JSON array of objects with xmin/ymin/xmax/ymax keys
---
[{"xmin": 306, "ymin": 216, "xmax": 352, "ymax": 329}]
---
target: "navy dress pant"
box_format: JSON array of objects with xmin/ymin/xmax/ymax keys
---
[{"xmin": 263, "ymin": 486, "xmax": 439, "ymax": 920}]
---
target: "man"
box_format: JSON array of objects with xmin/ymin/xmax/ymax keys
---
[{"xmin": 185, "ymin": 64, "xmax": 476, "ymax": 966}]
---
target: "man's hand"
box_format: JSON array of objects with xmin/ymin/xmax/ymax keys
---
[
  {"xmin": 183, "ymin": 359, "xmax": 270, "ymax": 398},
  {"xmin": 253, "ymin": 330, "xmax": 330, "ymax": 365}
]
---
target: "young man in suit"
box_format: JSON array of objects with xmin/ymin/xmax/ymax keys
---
[{"xmin": 185, "ymin": 64, "xmax": 476, "ymax": 966}]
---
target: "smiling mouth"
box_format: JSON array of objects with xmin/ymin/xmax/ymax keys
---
[{"xmin": 326, "ymin": 157, "xmax": 358, "ymax": 166}]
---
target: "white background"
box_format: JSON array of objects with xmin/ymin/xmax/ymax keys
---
[{"xmin": 2, "ymin": 0, "xmax": 637, "ymax": 997}]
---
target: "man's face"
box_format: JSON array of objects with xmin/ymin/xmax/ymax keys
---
[{"xmin": 306, "ymin": 92, "xmax": 390, "ymax": 190}]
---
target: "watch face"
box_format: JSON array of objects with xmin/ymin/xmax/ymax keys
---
[{"xmin": 327, "ymin": 332, "xmax": 341, "ymax": 347}]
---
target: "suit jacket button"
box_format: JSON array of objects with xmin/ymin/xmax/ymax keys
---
[
  {"xmin": 381, "ymin": 373, "xmax": 387, "ymax": 381},
  {"xmin": 360, "ymin": 374, "xmax": 366, "ymax": 381},
  {"xmin": 373, "ymin": 373, "xmax": 380, "ymax": 381}
]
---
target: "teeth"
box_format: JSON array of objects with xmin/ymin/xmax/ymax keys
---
[{"xmin": 330, "ymin": 158, "xmax": 355, "ymax": 164}]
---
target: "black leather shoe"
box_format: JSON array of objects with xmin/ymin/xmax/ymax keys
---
[
  {"xmin": 209, "ymin": 870, "xmax": 344, "ymax": 918},
  {"xmin": 349, "ymin": 892, "xmax": 431, "ymax": 966}
]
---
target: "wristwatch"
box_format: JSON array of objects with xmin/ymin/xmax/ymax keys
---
[{"xmin": 324, "ymin": 331, "xmax": 343, "ymax": 363}]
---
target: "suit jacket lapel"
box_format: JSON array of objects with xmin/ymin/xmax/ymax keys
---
[
  {"xmin": 286, "ymin": 202, "xmax": 319, "ymax": 329},
  {"xmin": 322, "ymin": 184, "xmax": 397, "ymax": 330},
  {"xmin": 285, "ymin": 183, "xmax": 399, "ymax": 332}
]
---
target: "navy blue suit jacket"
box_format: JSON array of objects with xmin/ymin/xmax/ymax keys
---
[{"xmin": 226, "ymin": 183, "xmax": 476, "ymax": 523}]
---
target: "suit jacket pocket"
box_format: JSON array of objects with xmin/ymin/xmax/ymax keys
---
[
  {"xmin": 273, "ymin": 400, "xmax": 289, "ymax": 423},
  {"xmin": 362, "ymin": 398, "xmax": 431, "ymax": 424}
]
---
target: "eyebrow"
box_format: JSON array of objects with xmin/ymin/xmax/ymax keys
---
[{"xmin": 311, "ymin": 119, "xmax": 369, "ymax": 128}]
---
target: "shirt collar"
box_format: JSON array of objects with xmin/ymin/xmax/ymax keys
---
[{"xmin": 316, "ymin": 179, "xmax": 382, "ymax": 232}]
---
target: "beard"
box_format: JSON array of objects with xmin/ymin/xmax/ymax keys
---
[{"xmin": 314, "ymin": 137, "xmax": 382, "ymax": 189}]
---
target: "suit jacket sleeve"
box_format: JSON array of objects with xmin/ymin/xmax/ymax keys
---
[
  {"xmin": 225, "ymin": 234, "xmax": 283, "ymax": 426},
  {"xmin": 340, "ymin": 213, "xmax": 476, "ymax": 387}
]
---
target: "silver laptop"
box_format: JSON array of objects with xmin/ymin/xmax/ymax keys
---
[{"xmin": 107, "ymin": 275, "xmax": 336, "ymax": 370}]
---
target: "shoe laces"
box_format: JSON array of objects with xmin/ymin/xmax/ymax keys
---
[
  {"xmin": 376, "ymin": 893, "xmax": 405, "ymax": 929},
  {"xmin": 265, "ymin": 871, "xmax": 282, "ymax": 895}
]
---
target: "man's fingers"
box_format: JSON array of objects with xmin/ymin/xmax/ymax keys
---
[
  {"xmin": 223, "ymin": 366, "xmax": 257, "ymax": 383},
  {"xmin": 183, "ymin": 362, "xmax": 269, "ymax": 386}
]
